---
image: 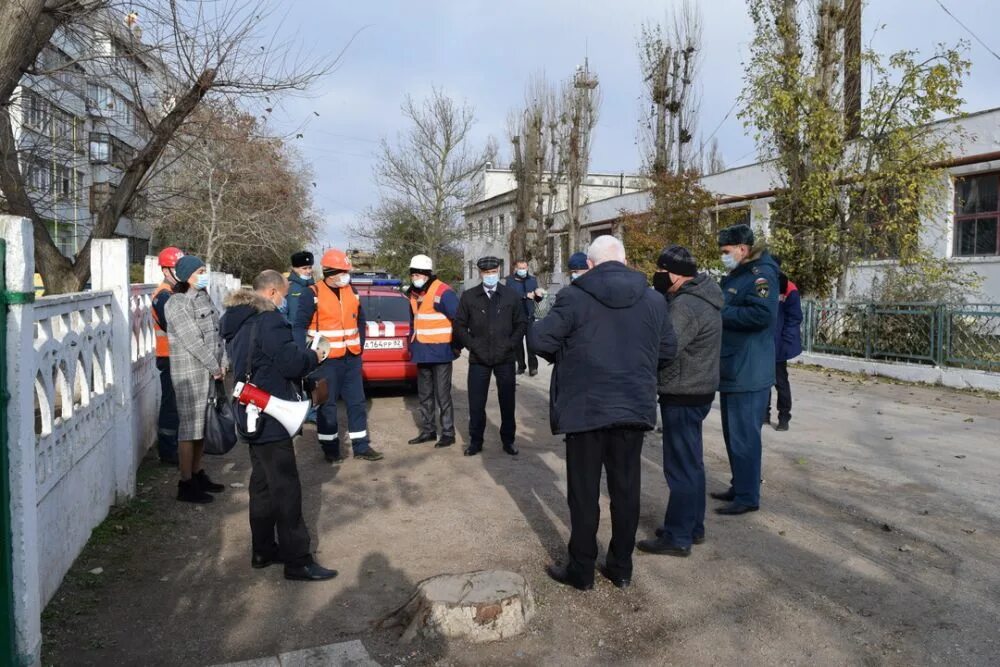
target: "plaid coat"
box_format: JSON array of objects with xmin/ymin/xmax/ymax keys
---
[{"xmin": 165, "ymin": 288, "xmax": 224, "ymax": 440}]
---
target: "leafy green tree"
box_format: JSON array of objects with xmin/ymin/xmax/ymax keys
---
[{"xmin": 740, "ymin": 0, "xmax": 970, "ymax": 298}]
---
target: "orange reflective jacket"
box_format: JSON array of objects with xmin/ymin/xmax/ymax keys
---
[
  {"xmin": 308, "ymin": 283, "xmax": 362, "ymax": 358},
  {"xmin": 152, "ymin": 282, "xmax": 172, "ymax": 358},
  {"xmin": 409, "ymin": 280, "xmax": 453, "ymax": 344}
]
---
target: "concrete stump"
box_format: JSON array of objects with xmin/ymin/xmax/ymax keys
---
[{"xmin": 381, "ymin": 570, "xmax": 535, "ymax": 643}]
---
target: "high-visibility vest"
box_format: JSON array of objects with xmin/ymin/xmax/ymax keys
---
[
  {"xmin": 152, "ymin": 282, "xmax": 172, "ymax": 358},
  {"xmin": 308, "ymin": 283, "xmax": 362, "ymax": 358},
  {"xmin": 409, "ymin": 280, "xmax": 453, "ymax": 344}
]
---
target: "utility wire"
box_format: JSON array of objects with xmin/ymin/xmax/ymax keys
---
[{"xmin": 934, "ymin": 0, "xmax": 1000, "ymax": 62}]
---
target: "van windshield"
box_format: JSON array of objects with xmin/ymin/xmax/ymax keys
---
[{"xmin": 360, "ymin": 295, "xmax": 410, "ymax": 323}]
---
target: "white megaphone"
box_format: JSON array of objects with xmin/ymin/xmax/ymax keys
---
[{"xmin": 233, "ymin": 381, "xmax": 310, "ymax": 436}]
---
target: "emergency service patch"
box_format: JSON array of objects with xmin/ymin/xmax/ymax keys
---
[{"xmin": 754, "ymin": 277, "xmax": 770, "ymax": 298}]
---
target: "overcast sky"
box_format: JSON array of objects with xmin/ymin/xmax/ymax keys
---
[{"xmin": 259, "ymin": 0, "xmax": 1000, "ymax": 251}]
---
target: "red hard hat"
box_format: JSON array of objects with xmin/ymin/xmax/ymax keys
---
[
  {"xmin": 320, "ymin": 248, "xmax": 352, "ymax": 272},
  {"xmin": 158, "ymin": 246, "xmax": 184, "ymax": 268}
]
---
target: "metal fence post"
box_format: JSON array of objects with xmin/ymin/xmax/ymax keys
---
[{"xmin": 864, "ymin": 304, "xmax": 873, "ymax": 359}]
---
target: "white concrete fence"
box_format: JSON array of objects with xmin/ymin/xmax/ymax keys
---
[{"xmin": 2, "ymin": 217, "xmax": 241, "ymax": 666}]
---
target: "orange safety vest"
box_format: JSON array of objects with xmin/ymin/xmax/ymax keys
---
[
  {"xmin": 151, "ymin": 282, "xmax": 173, "ymax": 358},
  {"xmin": 409, "ymin": 280, "xmax": 453, "ymax": 344},
  {"xmin": 308, "ymin": 283, "xmax": 362, "ymax": 358}
]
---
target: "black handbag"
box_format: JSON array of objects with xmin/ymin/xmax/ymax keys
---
[{"xmin": 203, "ymin": 378, "xmax": 238, "ymax": 455}]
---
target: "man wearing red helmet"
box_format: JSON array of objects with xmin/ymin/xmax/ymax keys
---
[
  {"xmin": 293, "ymin": 248, "xmax": 384, "ymax": 462},
  {"xmin": 152, "ymin": 246, "xmax": 184, "ymax": 465}
]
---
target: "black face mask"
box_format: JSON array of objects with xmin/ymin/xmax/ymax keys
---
[{"xmin": 652, "ymin": 272, "xmax": 673, "ymax": 294}]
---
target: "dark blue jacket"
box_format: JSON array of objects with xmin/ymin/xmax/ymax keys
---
[
  {"xmin": 719, "ymin": 248, "xmax": 780, "ymax": 393},
  {"xmin": 291, "ymin": 280, "xmax": 367, "ymax": 354},
  {"xmin": 220, "ymin": 291, "xmax": 318, "ymax": 444},
  {"xmin": 406, "ymin": 277, "xmax": 460, "ymax": 364},
  {"xmin": 774, "ymin": 278, "xmax": 803, "ymax": 362},
  {"xmin": 285, "ymin": 271, "xmax": 314, "ymax": 326},
  {"xmin": 528, "ymin": 261, "xmax": 677, "ymax": 435},
  {"xmin": 506, "ymin": 272, "xmax": 539, "ymax": 320}
]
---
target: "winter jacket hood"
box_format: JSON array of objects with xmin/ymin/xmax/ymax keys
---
[
  {"xmin": 675, "ymin": 272, "xmax": 724, "ymax": 310},
  {"xmin": 572, "ymin": 261, "xmax": 647, "ymax": 309},
  {"xmin": 220, "ymin": 291, "xmax": 275, "ymax": 342}
]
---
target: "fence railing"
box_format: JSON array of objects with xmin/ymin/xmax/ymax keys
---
[{"xmin": 804, "ymin": 301, "xmax": 1000, "ymax": 372}]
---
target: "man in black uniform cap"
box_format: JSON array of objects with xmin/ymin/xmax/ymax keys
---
[{"xmin": 453, "ymin": 256, "xmax": 527, "ymax": 456}]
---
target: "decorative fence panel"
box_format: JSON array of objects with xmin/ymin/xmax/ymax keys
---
[{"xmin": 804, "ymin": 301, "xmax": 1000, "ymax": 372}]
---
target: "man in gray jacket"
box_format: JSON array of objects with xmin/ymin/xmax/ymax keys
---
[{"xmin": 638, "ymin": 245, "xmax": 723, "ymax": 556}]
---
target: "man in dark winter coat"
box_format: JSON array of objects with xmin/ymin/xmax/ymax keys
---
[
  {"xmin": 768, "ymin": 264, "xmax": 803, "ymax": 431},
  {"xmin": 220, "ymin": 270, "xmax": 337, "ymax": 582},
  {"xmin": 637, "ymin": 245, "xmax": 723, "ymax": 557},
  {"xmin": 453, "ymin": 256, "xmax": 527, "ymax": 456},
  {"xmin": 528, "ymin": 235, "xmax": 676, "ymax": 591},
  {"xmin": 506, "ymin": 260, "xmax": 543, "ymax": 376},
  {"xmin": 405, "ymin": 254, "xmax": 460, "ymax": 448},
  {"xmin": 285, "ymin": 251, "xmax": 315, "ymax": 326},
  {"xmin": 713, "ymin": 224, "xmax": 779, "ymax": 516}
]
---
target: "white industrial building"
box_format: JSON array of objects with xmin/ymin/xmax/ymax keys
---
[
  {"xmin": 461, "ymin": 167, "xmax": 648, "ymax": 288},
  {"xmin": 8, "ymin": 14, "xmax": 168, "ymax": 265},
  {"xmin": 464, "ymin": 108, "xmax": 1000, "ymax": 300}
]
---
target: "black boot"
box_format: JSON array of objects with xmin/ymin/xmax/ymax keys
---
[
  {"xmin": 194, "ymin": 469, "xmax": 225, "ymax": 493},
  {"xmin": 775, "ymin": 417, "xmax": 790, "ymax": 431},
  {"xmin": 284, "ymin": 561, "xmax": 338, "ymax": 581},
  {"xmin": 408, "ymin": 432, "xmax": 436, "ymax": 445},
  {"xmin": 177, "ymin": 479, "xmax": 213, "ymax": 504}
]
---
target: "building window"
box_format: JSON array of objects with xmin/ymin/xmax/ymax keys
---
[
  {"xmin": 86, "ymin": 83, "xmax": 114, "ymax": 112},
  {"xmin": 498, "ymin": 213, "xmax": 505, "ymax": 236},
  {"xmin": 110, "ymin": 136, "xmax": 135, "ymax": 169},
  {"xmin": 954, "ymin": 173, "xmax": 1000, "ymax": 256},
  {"xmin": 488, "ymin": 216, "xmax": 495, "ymax": 237},
  {"xmin": 23, "ymin": 89, "xmax": 49, "ymax": 129},
  {"xmin": 54, "ymin": 164, "xmax": 76, "ymax": 199},
  {"xmin": 23, "ymin": 159, "xmax": 50, "ymax": 193},
  {"xmin": 467, "ymin": 260, "xmax": 473, "ymax": 279},
  {"xmin": 90, "ymin": 181, "xmax": 116, "ymax": 213},
  {"xmin": 89, "ymin": 132, "xmax": 110, "ymax": 163}
]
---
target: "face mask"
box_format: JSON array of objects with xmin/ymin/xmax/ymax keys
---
[
  {"xmin": 412, "ymin": 277, "xmax": 427, "ymax": 290},
  {"xmin": 482, "ymin": 274, "xmax": 499, "ymax": 288},
  {"xmin": 652, "ymin": 272, "xmax": 672, "ymax": 294},
  {"xmin": 194, "ymin": 274, "xmax": 209, "ymax": 290},
  {"xmin": 570, "ymin": 272, "xmax": 581, "ymax": 282},
  {"xmin": 721, "ymin": 253, "xmax": 740, "ymax": 271},
  {"xmin": 516, "ymin": 269, "xmax": 527, "ymax": 278},
  {"xmin": 277, "ymin": 296, "xmax": 288, "ymax": 313},
  {"xmin": 337, "ymin": 274, "xmax": 352, "ymax": 288}
]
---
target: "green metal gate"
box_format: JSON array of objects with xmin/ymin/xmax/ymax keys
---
[{"xmin": 1, "ymin": 238, "xmax": 17, "ymax": 664}]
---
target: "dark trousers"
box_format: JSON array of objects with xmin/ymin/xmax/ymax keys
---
[
  {"xmin": 467, "ymin": 362, "xmax": 516, "ymax": 447},
  {"xmin": 315, "ymin": 354, "xmax": 370, "ymax": 457},
  {"xmin": 417, "ymin": 362, "xmax": 454, "ymax": 437},
  {"xmin": 659, "ymin": 403, "xmax": 711, "ymax": 547},
  {"xmin": 768, "ymin": 361, "xmax": 792, "ymax": 421},
  {"xmin": 565, "ymin": 429, "xmax": 644, "ymax": 585},
  {"xmin": 514, "ymin": 320, "xmax": 538, "ymax": 372},
  {"xmin": 720, "ymin": 390, "xmax": 769, "ymax": 508},
  {"xmin": 248, "ymin": 438, "xmax": 311, "ymax": 567},
  {"xmin": 156, "ymin": 359, "xmax": 179, "ymax": 461}
]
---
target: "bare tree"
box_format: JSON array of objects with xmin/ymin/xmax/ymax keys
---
[
  {"xmin": 1, "ymin": 1, "xmax": 345, "ymax": 292},
  {"xmin": 508, "ymin": 75, "xmax": 557, "ymax": 273},
  {"xmin": 355, "ymin": 89, "xmax": 495, "ymax": 278},
  {"xmin": 559, "ymin": 60, "xmax": 600, "ymax": 254},
  {"xmin": 638, "ymin": 0, "xmax": 702, "ymax": 177},
  {"xmin": 150, "ymin": 101, "xmax": 318, "ymax": 280}
]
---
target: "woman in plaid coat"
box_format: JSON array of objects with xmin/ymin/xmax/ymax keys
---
[{"xmin": 165, "ymin": 255, "xmax": 227, "ymax": 504}]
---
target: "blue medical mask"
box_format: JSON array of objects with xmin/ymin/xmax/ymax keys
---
[
  {"xmin": 194, "ymin": 274, "xmax": 210, "ymax": 290},
  {"xmin": 278, "ymin": 297, "xmax": 288, "ymax": 313},
  {"xmin": 721, "ymin": 253, "xmax": 739, "ymax": 271},
  {"xmin": 570, "ymin": 272, "xmax": 581, "ymax": 281},
  {"xmin": 412, "ymin": 277, "xmax": 427, "ymax": 290},
  {"xmin": 483, "ymin": 274, "xmax": 499, "ymax": 288},
  {"xmin": 516, "ymin": 269, "xmax": 527, "ymax": 278}
]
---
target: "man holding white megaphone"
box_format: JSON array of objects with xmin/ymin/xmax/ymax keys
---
[{"xmin": 220, "ymin": 270, "xmax": 338, "ymax": 582}]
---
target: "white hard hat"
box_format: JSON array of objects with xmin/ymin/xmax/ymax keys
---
[{"xmin": 409, "ymin": 254, "xmax": 433, "ymax": 272}]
